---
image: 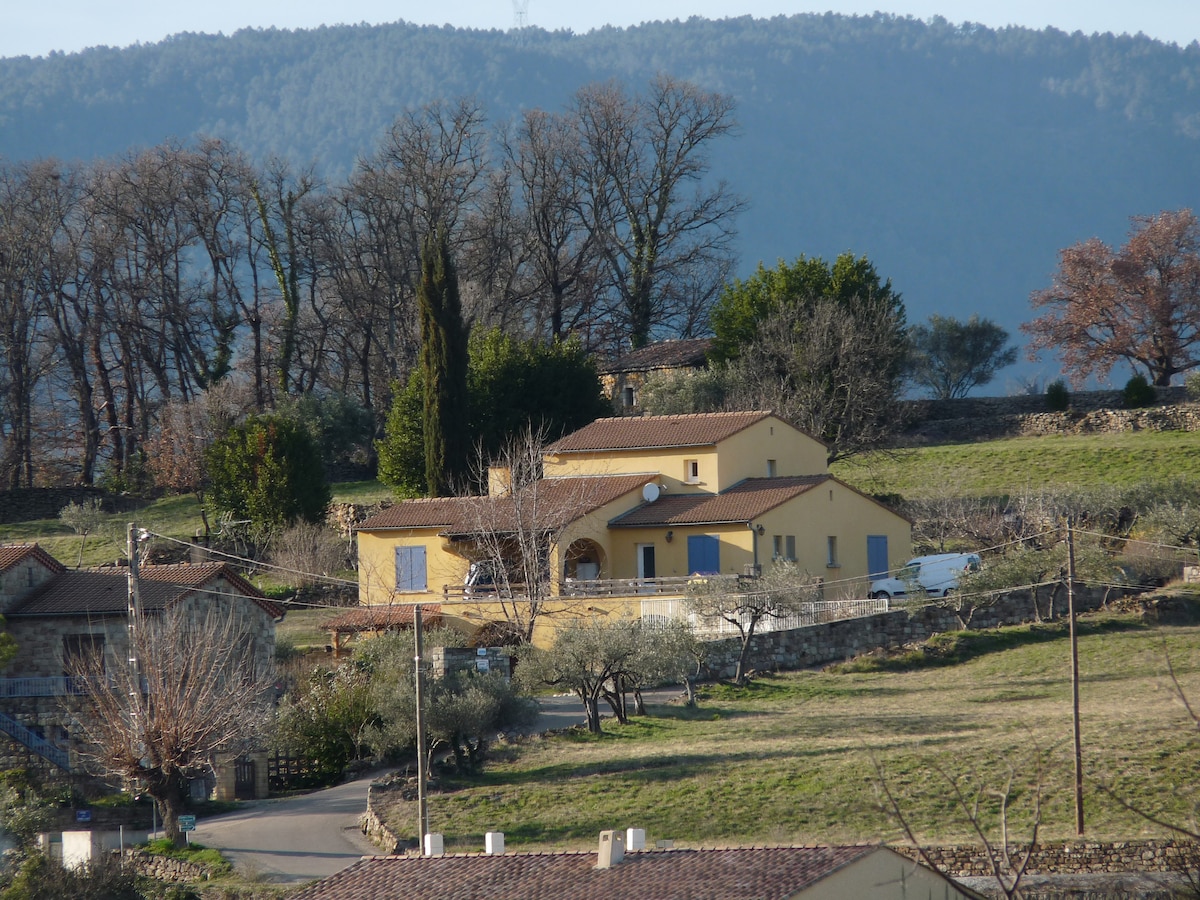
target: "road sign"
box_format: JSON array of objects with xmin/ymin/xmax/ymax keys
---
[{"xmin": 178, "ymin": 815, "xmax": 196, "ymax": 832}]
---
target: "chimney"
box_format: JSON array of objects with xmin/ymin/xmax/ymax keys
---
[
  {"xmin": 485, "ymin": 832, "xmax": 505, "ymax": 855},
  {"xmin": 626, "ymin": 828, "xmax": 645, "ymax": 851},
  {"xmin": 423, "ymin": 833, "xmax": 444, "ymax": 857},
  {"xmin": 596, "ymin": 830, "xmax": 625, "ymax": 868}
]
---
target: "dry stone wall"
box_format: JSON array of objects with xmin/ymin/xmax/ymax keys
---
[
  {"xmin": 902, "ymin": 388, "xmax": 1197, "ymax": 443},
  {"xmin": 900, "ymin": 839, "xmax": 1196, "ymax": 878},
  {"xmin": 700, "ymin": 584, "xmax": 1119, "ymax": 679}
]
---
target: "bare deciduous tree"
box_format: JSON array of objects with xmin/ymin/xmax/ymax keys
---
[
  {"xmin": 575, "ymin": 74, "xmax": 742, "ymax": 350},
  {"xmin": 723, "ymin": 294, "xmax": 910, "ymax": 463},
  {"xmin": 874, "ymin": 752, "xmax": 1044, "ymax": 900},
  {"xmin": 63, "ymin": 602, "xmax": 275, "ymax": 846}
]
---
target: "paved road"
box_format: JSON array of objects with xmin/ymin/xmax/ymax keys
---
[
  {"xmin": 190, "ymin": 692, "xmax": 622, "ymax": 884},
  {"xmin": 190, "ymin": 769, "xmax": 383, "ymax": 885}
]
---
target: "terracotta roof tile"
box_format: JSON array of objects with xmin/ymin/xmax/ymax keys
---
[
  {"xmin": 6, "ymin": 562, "xmax": 283, "ymax": 620},
  {"xmin": 289, "ymin": 845, "xmax": 887, "ymax": 900},
  {"xmin": 321, "ymin": 605, "xmax": 442, "ymax": 632},
  {"xmin": 610, "ymin": 477, "xmax": 829, "ymax": 527},
  {"xmin": 548, "ymin": 412, "xmax": 774, "ymax": 453},
  {"xmin": 0, "ymin": 544, "xmax": 65, "ymax": 576},
  {"xmin": 358, "ymin": 475, "xmax": 653, "ymax": 533},
  {"xmin": 598, "ymin": 338, "xmax": 713, "ymax": 374}
]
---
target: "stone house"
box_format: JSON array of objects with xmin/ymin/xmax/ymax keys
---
[
  {"xmin": 598, "ymin": 338, "xmax": 712, "ymax": 412},
  {"xmin": 0, "ymin": 544, "xmax": 284, "ymax": 799}
]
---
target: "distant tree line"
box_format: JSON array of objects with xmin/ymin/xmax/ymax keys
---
[{"xmin": 0, "ymin": 75, "xmax": 738, "ymax": 489}]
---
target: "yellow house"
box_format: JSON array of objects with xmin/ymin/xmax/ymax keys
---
[{"xmin": 356, "ymin": 411, "xmax": 910, "ymax": 645}]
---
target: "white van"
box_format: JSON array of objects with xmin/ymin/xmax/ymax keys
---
[{"xmin": 869, "ymin": 553, "xmax": 981, "ymax": 599}]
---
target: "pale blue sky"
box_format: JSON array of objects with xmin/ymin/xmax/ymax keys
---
[{"xmin": 4, "ymin": 0, "xmax": 1199, "ymax": 59}]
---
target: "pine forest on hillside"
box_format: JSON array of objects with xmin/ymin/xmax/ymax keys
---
[{"xmin": 2, "ymin": 13, "xmax": 1199, "ymax": 360}]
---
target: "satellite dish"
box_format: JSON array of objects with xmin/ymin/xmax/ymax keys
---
[{"xmin": 642, "ymin": 483, "xmax": 660, "ymax": 503}]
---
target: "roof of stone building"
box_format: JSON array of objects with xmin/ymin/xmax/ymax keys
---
[
  {"xmin": 288, "ymin": 846, "xmax": 867, "ymax": 900},
  {"xmin": 357, "ymin": 474, "xmax": 654, "ymax": 533},
  {"xmin": 5, "ymin": 562, "xmax": 284, "ymax": 620},
  {"xmin": 0, "ymin": 544, "xmax": 66, "ymax": 576},
  {"xmin": 609, "ymin": 476, "xmax": 830, "ymax": 527},
  {"xmin": 598, "ymin": 338, "xmax": 713, "ymax": 375},
  {"xmin": 288, "ymin": 845, "xmax": 978, "ymax": 900},
  {"xmin": 547, "ymin": 411, "xmax": 775, "ymax": 454}
]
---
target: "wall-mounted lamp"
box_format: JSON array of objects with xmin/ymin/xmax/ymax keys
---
[
  {"xmin": 665, "ymin": 530, "xmax": 674, "ymax": 543},
  {"xmin": 755, "ymin": 524, "xmax": 765, "ymax": 535}
]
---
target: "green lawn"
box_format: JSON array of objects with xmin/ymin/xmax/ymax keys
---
[
  {"xmin": 832, "ymin": 430, "xmax": 1200, "ymax": 500},
  {"xmin": 378, "ymin": 613, "xmax": 1200, "ymax": 852}
]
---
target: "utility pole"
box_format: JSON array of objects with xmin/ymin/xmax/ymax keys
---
[
  {"xmin": 414, "ymin": 604, "xmax": 430, "ymax": 850},
  {"xmin": 1066, "ymin": 517, "xmax": 1085, "ymax": 835},
  {"xmin": 126, "ymin": 523, "xmax": 145, "ymax": 785}
]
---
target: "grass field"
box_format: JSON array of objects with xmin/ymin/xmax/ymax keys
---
[
  {"xmin": 379, "ymin": 613, "xmax": 1200, "ymax": 852},
  {"xmin": 832, "ymin": 430, "xmax": 1200, "ymax": 500}
]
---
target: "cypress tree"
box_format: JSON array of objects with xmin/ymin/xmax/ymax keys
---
[{"xmin": 417, "ymin": 226, "xmax": 470, "ymax": 496}]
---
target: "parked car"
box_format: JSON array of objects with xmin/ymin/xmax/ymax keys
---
[{"xmin": 869, "ymin": 553, "xmax": 981, "ymax": 599}]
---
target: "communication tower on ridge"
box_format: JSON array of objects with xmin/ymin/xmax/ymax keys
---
[{"xmin": 513, "ymin": 0, "xmax": 530, "ymax": 29}]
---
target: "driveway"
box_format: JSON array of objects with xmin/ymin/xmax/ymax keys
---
[
  {"xmin": 189, "ymin": 769, "xmax": 383, "ymax": 885},
  {"xmin": 188, "ymin": 695, "xmax": 592, "ymax": 884},
  {"xmin": 191, "ymin": 690, "xmax": 682, "ymax": 884}
]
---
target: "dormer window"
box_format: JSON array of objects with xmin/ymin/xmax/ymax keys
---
[{"xmin": 684, "ymin": 459, "xmax": 700, "ymax": 483}]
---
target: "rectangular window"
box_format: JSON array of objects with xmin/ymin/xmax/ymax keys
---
[
  {"xmin": 826, "ymin": 536, "xmax": 839, "ymax": 568},
  {"xmin": 786, "ymin": 535, "xmax": 796, "ymax": 561},
  {"xmin": 684, "ymin": 459, "xmax": 700, "ymax": 483},
  {"xmin": 395, "ymin": 545, "xmax": 428, "ymax": 592},
  {"xmin": 63, "ymin": 633, "xmax": 104, "ymax": 676},
  {"xmin": 772, "ymin": 535, "xmax": 783, "ymax": 559},
  {"xmin": 767, "ymin": 459, "xmax": 777, "ymax": 477},
  {"xmin": 623, "ymin": 386, "xmax": 636, "ymax": 407}
]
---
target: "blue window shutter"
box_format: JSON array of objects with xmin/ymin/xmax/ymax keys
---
[
  {"xmin": 395, "ymin": 546, "xmax": 427, "ymax": 592},
  {"xmin": 867, "ymin": 535, "xmax": 889, "ymax": 580},
  {"xmin": 687, "ymin": 535, "xmax": 720, "ymax": 575}
]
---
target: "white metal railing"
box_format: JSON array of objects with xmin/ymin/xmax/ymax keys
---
[
  {"xmin": 640, "ymin": 596, "xmax": 890, "ymax": 636},
  {"xmin": 442, "ymin": 575, "xmax": 739, "ymax": 603}
]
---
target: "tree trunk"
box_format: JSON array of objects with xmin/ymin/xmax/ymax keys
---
[
  {"xmin": 582, "ymin": 695, "xmax": 602, "ymax": 734},
  {"xmin": 147, "ymin": 773, "xmax": 185, "ymax": 848},
  {"xmin": 632, "ymin": 687, "xmax": 646, "ymax": 717}
]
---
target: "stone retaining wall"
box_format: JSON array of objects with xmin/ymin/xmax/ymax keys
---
[
  {"xmin": 360, "ymin": 783, "xmax": 405, "ymax": 853},
  {"xmin": 902, "ymin": 388, "xmax": 1198, "ymax": 443},
  {"xmin": 124, "ymin": 847, "xmax": 218, "ymax": 882},
  {"xmin": 700, "ymin": 584, "xmax": 1119, "ymax": 679},
  {"xmin": 898, "ymin": 839, "xmax": 1196, "ymax": 878}
]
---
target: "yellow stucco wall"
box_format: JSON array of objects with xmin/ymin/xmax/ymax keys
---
[
  {"xmin": 358, "ymin": 528, "xmax": 468, "ymax": 603},
  {"xmin": 712, "ymin": 419, "xmax": 829, "ymax": 487},
  {"xmin": 544, "ymin": 416, "xmax": 828, "ymax": 491}
]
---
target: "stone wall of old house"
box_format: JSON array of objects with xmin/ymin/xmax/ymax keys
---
[{"xmin": 0, "ymin": 557, "xmax": 60, "ymax": 617}]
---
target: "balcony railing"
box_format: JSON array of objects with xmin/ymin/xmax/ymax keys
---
[
  {"xmin": 441, "ymin": 574, "xmax": 739, "ymax": 604},
  {"xmin": 0, "ymin": 676, "xmax": 97, "ymax": 698}
]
